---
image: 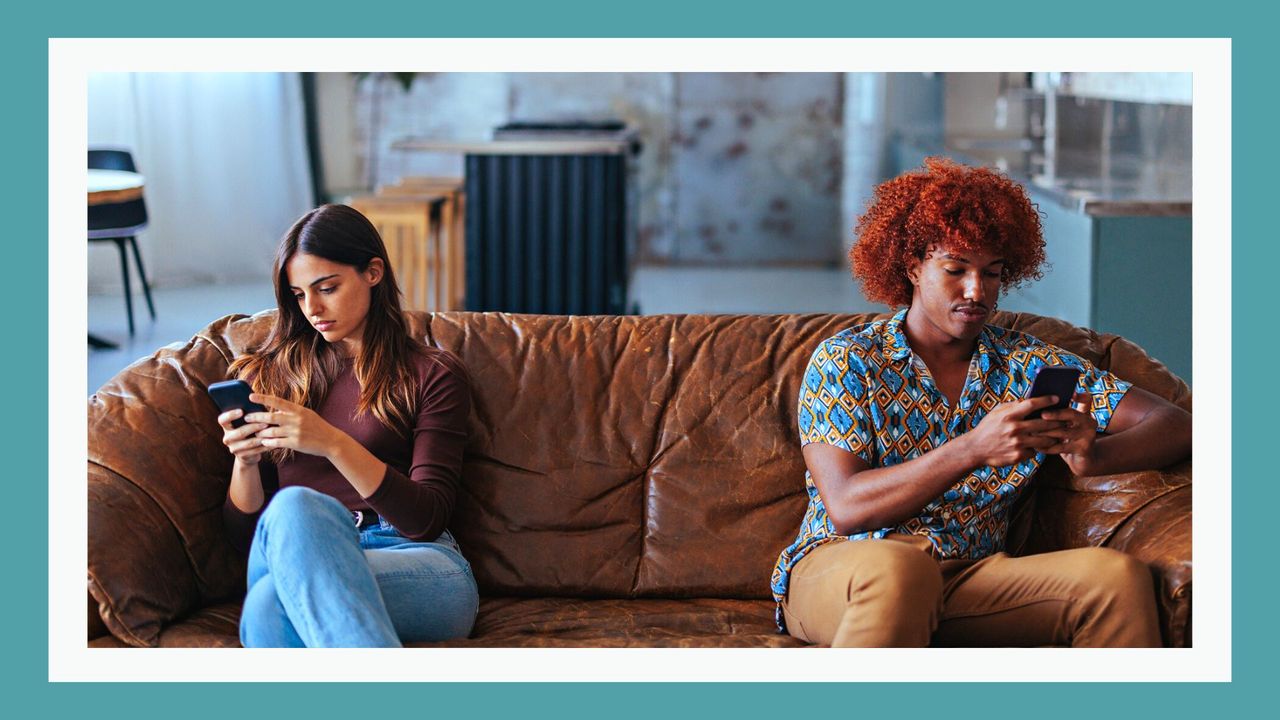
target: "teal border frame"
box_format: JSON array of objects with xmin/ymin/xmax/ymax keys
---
[{"xmin": 15, "ymin": 0, "xmax": 1255, "ymax": 714}]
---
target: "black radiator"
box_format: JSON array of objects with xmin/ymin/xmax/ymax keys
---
[{"xmin": 464, "ymin": 152, "xmax": 628, "ymax": 315}]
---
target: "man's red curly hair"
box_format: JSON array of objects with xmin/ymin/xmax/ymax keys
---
[{"xmin": 850, "ymin": 156, "xmax": 1046, "ymax": 308}]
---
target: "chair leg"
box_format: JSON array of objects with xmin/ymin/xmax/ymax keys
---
[
  {"xmin": 127, "ymin": 236, "xmax": 156, "ymax": 320},
  {"xmin": 115, "ymin": 238, "xmax": 135, "ymax": 336}
]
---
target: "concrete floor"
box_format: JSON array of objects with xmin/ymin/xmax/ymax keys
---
[
  {"xmin": 88, "ymin": 281, "xmax": 277, "ymax": 395},
  {"xmin": 87, "ymin": 265, "xmax": 881, "ymax": 395}
]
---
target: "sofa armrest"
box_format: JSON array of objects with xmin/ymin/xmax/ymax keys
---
[
  {"xmin": 1021, "ymin": 459, "xmax": 1192, "ymax": 647},
  {"xmin": 1105, "ymin": 482, "xmax": 1192, "ymax": 647},
  {"xmin": 1024, "ymin": 459, "xmax": 1191, "ymax": 549},
  {"xmin": 88, "ymin": 462, "xmax": 200, "ymax": 647}
]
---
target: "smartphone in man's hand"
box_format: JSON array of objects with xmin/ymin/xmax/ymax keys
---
[{"xmin": 1025, "ymin": 366, "xmax": 1082, "ymax": 419}]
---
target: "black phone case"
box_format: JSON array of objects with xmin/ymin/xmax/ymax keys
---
[
  {"xmin": 1025, "ymin": 366, "xmax": 1081, "ymax": 419},
  {"xmin": 207, "ymin": 380, "xmax": 268, "ymax": 428}
]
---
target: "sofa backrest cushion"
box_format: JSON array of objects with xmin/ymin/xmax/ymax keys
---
[{"xmin": 426, "ymin": 310, "xmax": 1189, "ymax": 598}]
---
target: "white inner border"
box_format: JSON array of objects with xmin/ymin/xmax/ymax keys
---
[{"xmin": 51, "ymin": 38, "xmax": 1231, "ymax": 682}]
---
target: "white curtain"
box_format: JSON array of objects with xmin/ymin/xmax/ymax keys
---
[{"xmin": 87, "ymin": 73, "xmax": 314, "ymax": 291}]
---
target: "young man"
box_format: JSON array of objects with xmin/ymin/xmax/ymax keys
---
[{"xmin": 771, "ymin": 157, "xmax": 1192, "ymax": 647}]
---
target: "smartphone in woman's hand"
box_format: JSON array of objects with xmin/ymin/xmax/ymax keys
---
[{"xmin": 208, "ymin": 380, "xmax": 268, "ymax": 428}]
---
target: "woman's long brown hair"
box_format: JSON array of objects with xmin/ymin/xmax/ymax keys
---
[{"xmin": 230, "ymin": 204, "xmax": 424, "ymax": 459}]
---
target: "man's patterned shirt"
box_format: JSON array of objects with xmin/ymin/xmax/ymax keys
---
[{"xmin": 770, "ymin": 309, "xmax": 1132, "ymax": 631}]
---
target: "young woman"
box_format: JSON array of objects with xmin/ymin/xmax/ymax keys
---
[{"xmin": 219, "ymin": 204, "xmax": 478, "ymax": 647}]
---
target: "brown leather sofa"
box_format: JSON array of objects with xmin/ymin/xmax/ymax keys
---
[{"xmin": 88, "ymin": 310, "xmax": 1192, "ymax": 648}]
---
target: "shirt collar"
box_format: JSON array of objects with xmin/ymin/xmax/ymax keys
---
[
  {"xmin": 974, "ymin": 321, "xmax": 1000, "ymax": 372},
  {"xmin": 882, "ymin": 306, "xmax": 1000, "ymax": 371},
  {"xmin": 881, "ymin": 308, "xmax": 913, "ymax": 361}
]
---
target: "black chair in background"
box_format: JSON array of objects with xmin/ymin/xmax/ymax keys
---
[{"xmin": 89, "ymin": 149, "xmax": 156, "ymax": 337}]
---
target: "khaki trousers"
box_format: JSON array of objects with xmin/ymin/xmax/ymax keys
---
[{"xmin": 782, "ymin": 534, "xmax": 1162, "ymax": 647}]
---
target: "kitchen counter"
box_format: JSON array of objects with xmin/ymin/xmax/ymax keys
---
[{"xmin": 904, "ymin": 137, "xmax": 1190, "ymax": 217}]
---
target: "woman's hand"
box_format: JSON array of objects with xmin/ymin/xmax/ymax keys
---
[
  {"xmin": 244, "ymin": 394, "xmax": 344, "ymax": 458},
  {"xmin": 1038, "ymin": 393, "xmax": 1101, "ymax": 475},
  {"xmin": 217, "ymin": 410, "xmax": 270, "ymax": 465}
]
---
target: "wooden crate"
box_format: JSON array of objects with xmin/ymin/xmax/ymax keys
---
[
  {"xmin": 348, "ymin": 193, "xmax": 462, "ymax": 312},
  {"xmin": 375, "ymin": 176, "xmax": 466, "ymax": 311}
]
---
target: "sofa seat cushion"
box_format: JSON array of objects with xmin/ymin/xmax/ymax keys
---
[
  {"xmin": 427, "ymin": 597, "xmax": 806, "ymax": 647},
  {"xmin": 106, "ymin": 597, "xmax": 808, "ymax": 648}
]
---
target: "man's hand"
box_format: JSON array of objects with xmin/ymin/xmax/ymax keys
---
[
  {"xmin": 1038, "ymin": 392, "xmax": 1101, "ymax": 475},
  {"xmin": 959, "ymin": 395, "xmax": 1065, "ymax": 468}
]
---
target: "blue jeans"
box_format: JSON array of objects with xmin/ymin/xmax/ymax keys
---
[{"xmin": 240, "ymin": 486, "xmax": 479, "ymax": 648}]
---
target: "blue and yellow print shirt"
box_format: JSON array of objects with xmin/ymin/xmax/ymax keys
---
[{"xmin": 770, "ymin": 309, "xmax": 1132, "ymax": 631}]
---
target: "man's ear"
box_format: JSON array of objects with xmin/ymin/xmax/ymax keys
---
[
  {"xmin": 365, "ymin": 257, "xmax": 385, "ymax": 286},
  {"xmin": 907, "ymin": 246, "xmax": 935, "ymax": 286},
  {"xmin": 906, "ymin": 259, "xmax": 921, "ymax": 286}
]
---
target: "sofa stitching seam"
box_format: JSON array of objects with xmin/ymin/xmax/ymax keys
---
[{"xmin": 632, "ymin": 317, "xmax": 677, "ymax": 596}]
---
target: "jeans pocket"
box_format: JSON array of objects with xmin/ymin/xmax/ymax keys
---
[{"xmin": 434, "ymin": 529, "xmax": 464, "ymax": 555}]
